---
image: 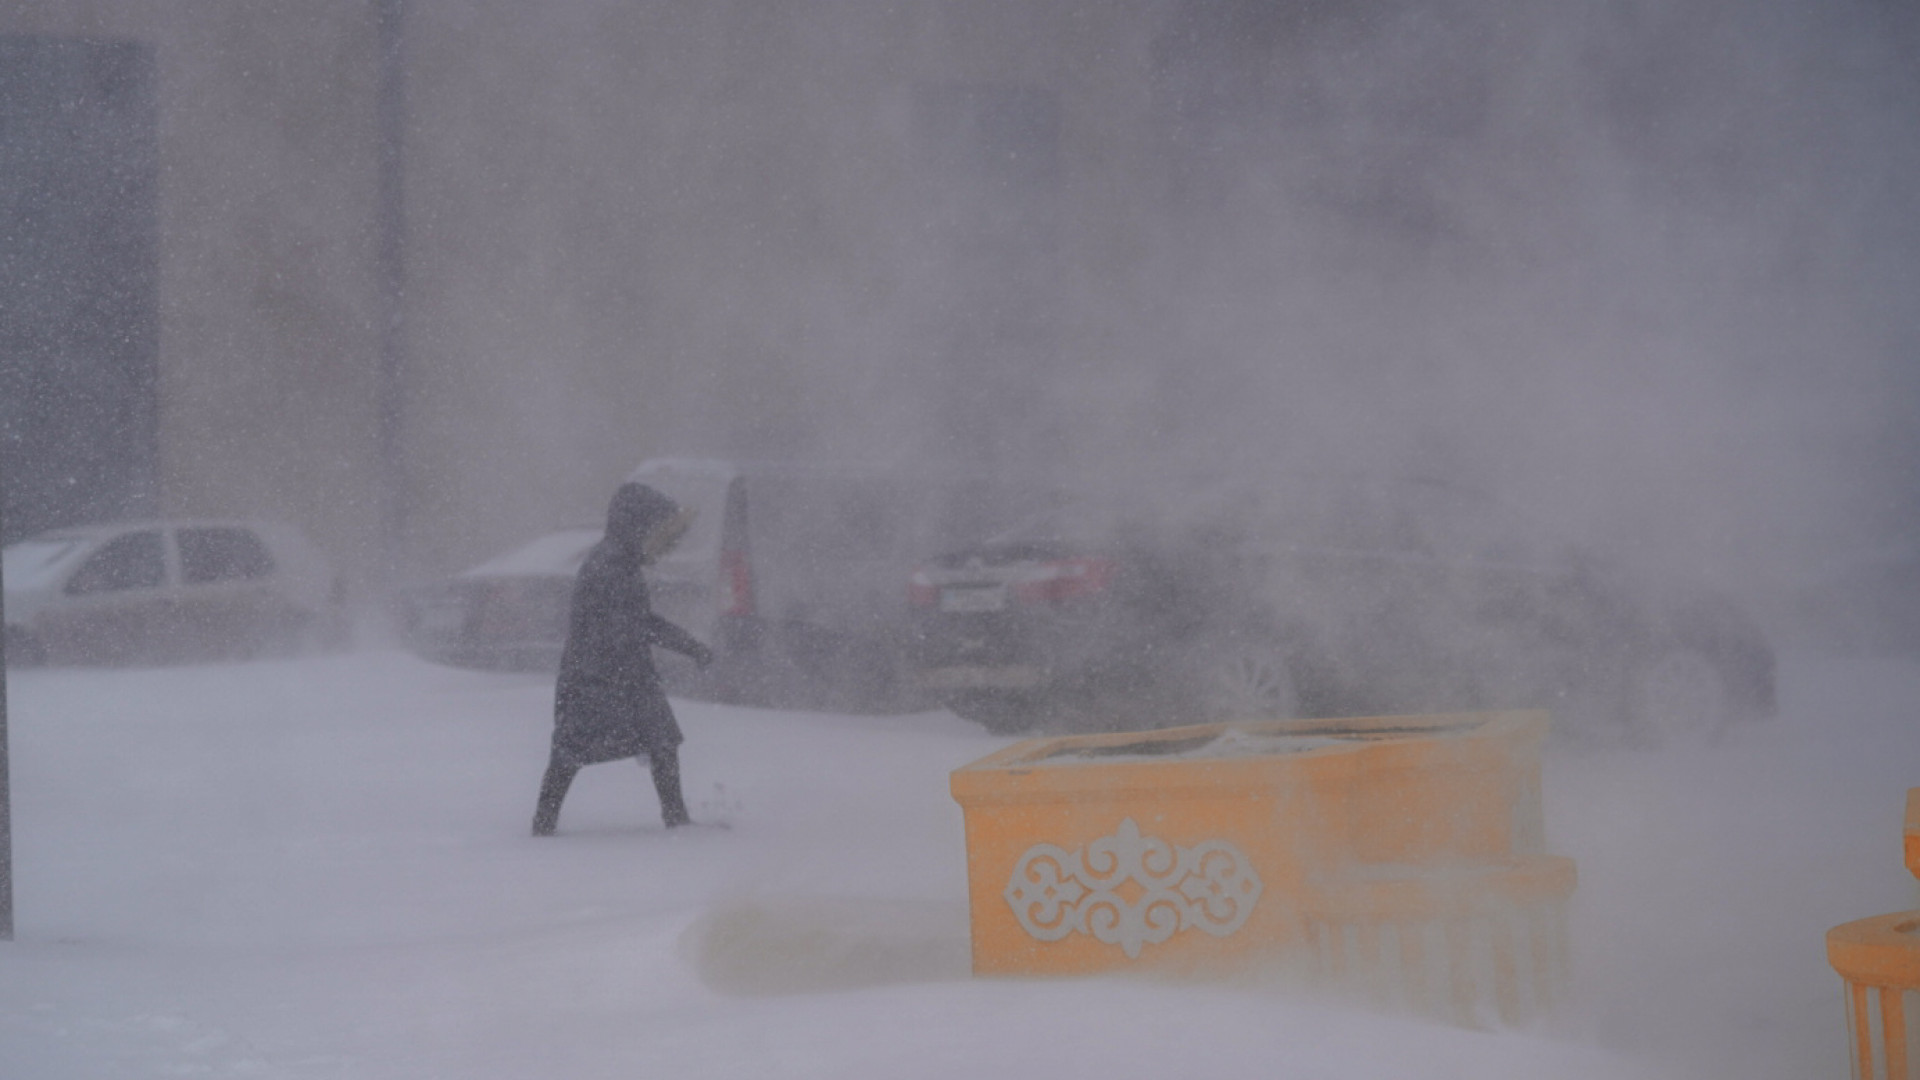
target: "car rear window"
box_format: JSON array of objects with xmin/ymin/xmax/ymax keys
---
[
  {"xmin": 66, "ymin": 530, "xmax": 166, "ymax": 593},
  {"xmin": 178, "ymin": 526, "xmax": 276, "ymax": 584}
]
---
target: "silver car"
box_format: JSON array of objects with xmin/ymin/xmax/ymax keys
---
[{"xmin": 4, "ymin": 519, "xmax": 347, "ymax": 666}]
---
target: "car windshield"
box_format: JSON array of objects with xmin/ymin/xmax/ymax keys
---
[{"xmin": 2, "ymin": 535, "xmax": 92, "ymax": 590}]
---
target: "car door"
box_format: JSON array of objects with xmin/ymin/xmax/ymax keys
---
[
  {"xmin": 36, "ymin": 528, "xmax": 173, "ymax": 663},
  {"xmin": 172, "ymin": 525, "xmax": 290, "ymax": 659}
]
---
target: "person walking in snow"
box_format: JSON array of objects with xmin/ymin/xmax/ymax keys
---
[{"xmin": 532, "ymin": 481, "xmax": 714, "ymax": 835}]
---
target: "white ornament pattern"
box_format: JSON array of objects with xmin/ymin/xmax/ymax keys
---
[{"xmin": 1004, "ymin": 818, "xmax": 1263, "ymax": 958}]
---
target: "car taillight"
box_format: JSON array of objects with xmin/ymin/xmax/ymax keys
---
[
  {"xmin": 1013, "ymin": 557, "xmax": 1116, "ymax": 605},
  {"xmin": 720, "ymin": 549, "xmax": 755, "ymax": 617},
  {"xmin": 907, "ymin": 568, "xmax": 940, "ymax": 608}
]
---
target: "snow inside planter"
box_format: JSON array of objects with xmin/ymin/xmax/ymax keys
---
[{"xmin": 949, "ymin": 710, "xmax": 1576, "ymax": 1026}]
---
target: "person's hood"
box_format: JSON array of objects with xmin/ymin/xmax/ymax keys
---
[{"xmin": 603, "ymin": 482, "xmax": 684, "ymax": 560}]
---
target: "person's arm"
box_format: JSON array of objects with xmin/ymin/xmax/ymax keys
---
[{"xmin": 639, "ymin": 612, "xmax": 714, "ymax": 667}]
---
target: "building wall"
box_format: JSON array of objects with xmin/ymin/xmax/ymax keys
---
[
  {"xmin": 0, "ymin": 35, "xmax": 159, "ymax": 541},
  {"xmin": 8, "ymin": 0, "xmax": 1905, "ymax": 611},
  {"xmin": 396, "ymin": 1, "xmax": 1173, "ymax": 572},
  {"xmin": 0, "ymin": 1, "xmax": 1176, "ymax": 588},
  {"xmin": 0, "ymin": 0, "xmax": 389, "ymax": 584}
]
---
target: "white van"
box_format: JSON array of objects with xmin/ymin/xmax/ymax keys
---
[{"xmin": 632, "ymin": 457, "xmax": 1013, "ymax": 711}]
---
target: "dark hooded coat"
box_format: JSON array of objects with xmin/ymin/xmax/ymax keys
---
[{"xmin": 549, "ymin": 483, "xmax": 711, "ymax": 766}]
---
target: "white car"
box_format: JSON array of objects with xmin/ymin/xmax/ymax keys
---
[{"xmin": 4, "ymin": 519, "xmax": 347, "ymax": 666}]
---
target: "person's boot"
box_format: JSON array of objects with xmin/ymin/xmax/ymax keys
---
[
  {"xmin": 648, "ymin": 749, "xmax": 692, "ymax": 827},
  {"xmin": 531, "ymin": 802, "xmax": 559, "ymax": 836},
  {"xmin": 532, "ymin": 760, "xmax": 576, "ymax": 836}
]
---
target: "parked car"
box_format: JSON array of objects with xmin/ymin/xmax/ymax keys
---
[
  {"xmin": 3, "ymin": 518, "xmax": 348, "ymax": 666},
  {"xmin": 400, "ymin": 457, "xmax": 1027, "ymax": 711},
  {"xmin": 397, "ymin": 526, "xmax": 602, "ymax": 673},
  {"xmin": 906, "ymin": 475, "xmax": 1778, "ymax": 744}
]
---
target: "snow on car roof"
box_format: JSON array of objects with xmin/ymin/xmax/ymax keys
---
[
  {"xmin": 460, "ymin": 527, "xmax": 603, "ymax": 578},
  {"xmin": 2, "ymin": 534, "xmax": 94, "ymax": 590}
]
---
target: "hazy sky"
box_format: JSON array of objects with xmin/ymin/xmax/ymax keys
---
[{"xmin": 392, "ymin": 0, "xmax": 1919, "ymax": 590}]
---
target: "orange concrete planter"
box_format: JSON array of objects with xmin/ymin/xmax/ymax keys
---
[
  {"xmin": 1301, "ymin": 855, "xmax": 1576, "ymax": 1026},
  {"xmin": 950, "ymin": 711, "xmax": 1575, "ymax": 1025},
  {"xmin": 1828, "ymin": 788, "xmax": 1920, "ymax": 1080}
]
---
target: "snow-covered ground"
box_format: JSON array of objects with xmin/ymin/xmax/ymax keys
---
[{"xmin": 0, "ymin": 646, "xmax": 1915, "ymax": 1079}]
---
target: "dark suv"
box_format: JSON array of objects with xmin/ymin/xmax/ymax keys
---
[{"xmin": 906, "ymin": 477, "xmax": 1777, "ymax": 744}]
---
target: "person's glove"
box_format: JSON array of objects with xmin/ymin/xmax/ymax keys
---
[{"xmin": 691, "ymin": 642, "xmax": 715, "ymax": 669}]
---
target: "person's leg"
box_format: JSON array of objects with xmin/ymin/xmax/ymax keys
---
[
  {"xmin": 532, "ymin": 756, "xmax": 579, "ymax": 836},
  {"xmin": 644, "ymin": 746, "xmax": 691, "ymax": 827}
]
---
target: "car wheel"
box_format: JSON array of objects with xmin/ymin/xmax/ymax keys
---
[
  {"xmin": 945, "ymin": 692, "xmax": 1044, "ymax": 736},
  {"xmin": 1195, "ymin": 639, "xmax": 1299, "ymax": 722},
  {"xmin": 1635, "ymin": 649, "xmax": 1734, "ymax": 748}
]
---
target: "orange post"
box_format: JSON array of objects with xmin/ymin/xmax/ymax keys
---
[
  {"xmin": 1905, "ymin": 789, "xmax": 1919, "ymax": 883},
  {"xmin": 1826, "ymin": 789, "xmax": 1920, "ymax": 1080}
]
